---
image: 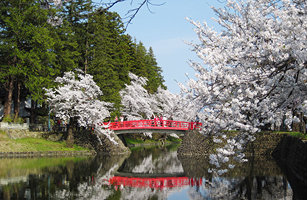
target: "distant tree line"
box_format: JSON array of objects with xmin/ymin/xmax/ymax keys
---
[{"xmin": 0, "ymin": 0, "xmax": 166, "ymax": 123}]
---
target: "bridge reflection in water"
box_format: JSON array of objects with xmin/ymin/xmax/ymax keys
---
[
  {"xmin": 0, "ymin": 144, "xmax": 295, "ymax": 199},
  {"xmin": 109, "ymin": 175, "xmax": 202, "ymax": 189}
]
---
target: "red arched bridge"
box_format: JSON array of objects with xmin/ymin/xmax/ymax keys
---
[{"xmin": 103, "ymin": 119, "xmax": 202, "ymax": 134}]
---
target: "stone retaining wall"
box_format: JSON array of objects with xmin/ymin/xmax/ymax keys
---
[
  {"xmin": 245, "ymin": 132, "xmax": 284, "ymax": 155},
  {"xmin": 44, "ymin": 130, "xmax": 131, "ymax": 155},
  {"xmin": 94, "ymin": 132, "xmax": 131, "ymax": 155},
  {"xmin": 272, "ymin": 135, "xmax": 307, "ymax": 199},
  {"xmin": 5, "ymin": 129, "xmax": 44, "ymax": 139},
  {"xmin": 177, "ymin": 130, "xmax": 216, "ymax": 156},
  {"xmin": 177, "ymin": 131, "xmax": 286, "ymax": 178},
  {"xmin": 178, "ymin": 130, "xmax": 285, "ymax": 156},
  {"xmin": 1, "ymin": 129, "xmax": 130, "ymax": 156},
  {"xmin": 0, "ymin": 122, "xmax": 29, "ymax": 130},
  {"xmin": 178, "ymin": 130, "xmax": 307, "ymax": 198},
  {"xmin": 272, "ymin": 135, "xmax": 307, "ymax": 175}
]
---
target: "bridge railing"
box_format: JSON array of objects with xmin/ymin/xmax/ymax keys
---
[{"xmin": 102, "ymin": 119, "xmax": 202, "ymax": 130}]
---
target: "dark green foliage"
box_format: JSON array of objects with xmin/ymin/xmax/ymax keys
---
[
  {"xmin": 87, "ymin": 10, "xmax": 129, "ymax": 114},
  {"xmin": 129, "ymin": 42, "xmax": 166, "ymax": 94},
  {"xmin": 0, "ymin": 0, "xmax": 54, "ymax": 88},
  {"xmin": 145, "ymin": 47, "xmax": 166, "ymax": 93},
  {"xmin": 1, "ymin": 0, "xmax": 166, "ymax": 121},
  {"xmin": 62, "ymin": 3, "xmax": 166, "ymax": 116},
  {"xmin": 61, "ymin": 0, "xmax": 93, "ymax": 73},
  {"xmin": 0, "ymin": 1, "xmax": 57, "ymax": 121}
]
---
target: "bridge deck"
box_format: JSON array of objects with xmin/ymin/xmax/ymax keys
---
[{"xmin": 103, "ymin": 119, "xmax": 201, "ymax": 134}]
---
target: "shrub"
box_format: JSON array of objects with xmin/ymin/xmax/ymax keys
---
[
  {"xmin": 14, "ymin": 117, "xmax": 24, "ymax": 124},
  {"xmin": 2, "ymin": 115, "xmax": 13, "ymax": 123},
  {"xmin": 2, "ymin": 115, "xmax": 24, "ymax": 124},
  {"xmin": 37, "ymin": 116, "xmax": 48, "ymax": 125}
]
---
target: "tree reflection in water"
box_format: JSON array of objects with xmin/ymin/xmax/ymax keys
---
[{"xmin": 0, "ymin": 144, "xmax": 296, "ymax": 199}]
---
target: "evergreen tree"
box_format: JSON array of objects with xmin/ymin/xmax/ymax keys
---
[
  {"xmin": 129, "ymin": 41, "xmax": 165, "ymax": 94},
  {"xmin": 130, "ymin": 41, "xmax": 149, "ymax": 78},
  {"xmin": 0, "ymin": 0, "xmax": 58, "ymax": 120},
  {"xmin": 145, "ymin": 47, "xmax": 166, "ymax": 93},
  {"xmin": 62, "ymin": 0, "xmax": 93, "ymax": 73},
  {"xmin": 0, "ymin": 0, "xmax": 166, "ymax": 122},
  {"xmin": 87, "ymin": 10, "xmax": 134, "ymax": 116},
  {"xmin": 86, "ymin": 10, "xmax": 166, "ymax": 116}
]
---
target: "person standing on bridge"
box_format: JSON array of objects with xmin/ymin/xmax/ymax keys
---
[
  {"xmin": 57, "ymin": 119, "xmax": 61, "ymax": 132},
  {"xmin": 195, "ymin": 115, "xmax": 200, "ymax": 129},
  {"xmin": 163, "ymin": 115, "xmax": 167, "ymax": 127},
  {"xmin": 114, "ymin": 116, "xmax": 118, "ymax": 127},
  {"xmin": 154, "ymin": 115, "xmax": 159, "ymax": 127},
  {"xmin": 151, "ymin": 115, "xmax": 155, "ymax": 127},
  {"xmin": 168, "ymin": 115, "xmax": 173, "ymax": 127},
  {"xmin": 159, "ymin": 115, "xmax": 163, "ymax": 127},
  {"xmin": 120, "ymin": 115, "xmax": 124, "ymax": 127},
  {"xmin": 196, "ymin": 115, "xmax": 199, "ymax": 123}
]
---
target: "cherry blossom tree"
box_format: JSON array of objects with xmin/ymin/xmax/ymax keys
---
[
  {"xmin": 45, "ymin": 70, "xmax": 113, "ymax": 147},
  {"xmin": 155, "ymin": 86, "xmax": 199, "ymax": 121},
  {"xmin": 120, "ymin": 73, "xmax": 199, "ymax": 121},
  {"xmin": 178, "ymin": 0, "xmax": 307, "ymax": 173},
  {"xmin": 120, "ymin": 72, "xmax": 161, "ymax": 120},
  {"xmin": 184, "ymin": 0, "xmax": 307, "ymax": 134},
  {"xmin": 120, "ymin": 73, "xmax": 196, "ymax": 139}
]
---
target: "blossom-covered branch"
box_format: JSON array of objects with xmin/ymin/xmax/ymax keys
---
[
  {"xmin": 45, "ymin": 71, "xmax": 114, "ymax": 146},
  {"xmin": 185, "ymin": 0, "xmax": 307, "ymax": 135}
]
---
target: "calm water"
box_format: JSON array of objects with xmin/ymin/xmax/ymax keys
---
[{"xmin": 0, "ymin": 144, "xmax": 297, "ymax": 199}]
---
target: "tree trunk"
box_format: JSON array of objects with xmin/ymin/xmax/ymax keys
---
[
  {"xmin": 66, "ymin": 117, "xmax": 75, "ymax": 148},
  {"xmin": 13, "ymin": 81, "xmax": 20, "ymax": 122},
  {"xmin": 292, "ymin": 110, "xmax": 302, "ymax": 132},
  {"xmin": 30, "ymin": 100, "xmax": 35, "ymax": 123},
  {"xmin": 3, "ymin": 76, "xmax": 14, "ymax": 118},
  {"xmin": 85, "ymin": 40, "xmax": 88, "ymax": 74},
  {"xmin": 299, "ymin": 112, "xmax": 306, "ymax": 134}
]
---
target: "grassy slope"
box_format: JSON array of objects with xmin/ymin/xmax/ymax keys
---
[
  {"xmin": 3, "ymin": 129, "xmax": 304, "ymax": 152},
  {"xmin": 0, "ymin": 130, "xmax": 90, "ymax": 152},
  {"xmin": 0, "ymin": 130, "xmax": 182, "ymax": 152},
  {"xmin": 222, "ymin": 130, "xmax": 307, "ymax": 139},
  {"xmin": 273, "ymin": 131, "xmax": 307, "ymax": 140}
]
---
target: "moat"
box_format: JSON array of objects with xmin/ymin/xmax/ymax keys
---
[{"xmin": 0, "ymin": 143, "xmax": 298, "ymax": 199}]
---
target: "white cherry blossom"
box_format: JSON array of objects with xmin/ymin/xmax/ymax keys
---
[
  {"xmin": 45, "ymin": 71, "xmax": 114, "ymax": 140},
  {"xmin": 180, "ymin": 0, "xmax": 307, "ymax": 172}
]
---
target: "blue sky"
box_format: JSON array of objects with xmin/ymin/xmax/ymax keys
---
[{"xmin": 94, "ymin": 0, "xmax": 224, "ymax": 94}]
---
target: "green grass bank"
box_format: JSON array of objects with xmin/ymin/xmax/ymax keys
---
[
  {"xmin": 0, "ymin": 130, "xmax": 182, "ymax": 153},
  {"xmin": 0, "ymin": 130, "xmax": 90, "ymax": 153},
  {"xmin": 1, "ymin": 129, "xmax": 305, "ymax": 154}
]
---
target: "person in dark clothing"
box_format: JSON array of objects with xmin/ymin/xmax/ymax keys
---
[
  {"xmin": 195, "ymin": 115, "xmax": 200, "ymax": 128},
  {"xmin": 151, "ymin": 115, "xmax": 155, "ymax": 127},
  {"xmin": 57, "ymin": 119, "xmax": 61, "ymax": 131},
  {"xmin": 168, "ymin": 115, "xmax": 173, "ymax": 127}
]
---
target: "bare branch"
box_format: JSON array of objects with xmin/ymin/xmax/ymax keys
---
[{"xmin": 93, "ymin": 0, "xmax": 165, "ymax": 29}]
